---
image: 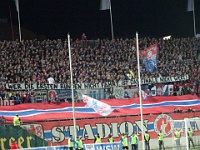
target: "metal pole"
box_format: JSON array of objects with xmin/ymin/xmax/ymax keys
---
[
  {"xmin": 68, "ymin": 34, "xmax": 77, "ymax": 140},
  {"xmin": 136, "ymin": 32, "xmax": 145, "ymax": 150},
  {"xmin": 192, "ymin": 0, "xmax": 196, "ymax": 37},
  {"xmin": 185, "ymin": 118, "xmax": 189, "ymax": 150},
  {"xmin": 109, "ymin": 0, "xmax": 114, "ymax": 40}
]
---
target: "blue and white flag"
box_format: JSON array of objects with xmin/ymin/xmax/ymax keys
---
[
  {"xmin": 100, "ymin": 0, "xmax": 110, "ymax": 10},
  {"xmin": 143, "ymin": 59, "xmax": 157, "ymax": 73},
  {"xmin": 82, "ymin": 94, "xmax": 114, "ymax": 116}
]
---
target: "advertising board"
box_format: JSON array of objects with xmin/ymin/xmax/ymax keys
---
[{"xmin": 23, "ymin": 112, "xmax": 200, "ymax": 149}]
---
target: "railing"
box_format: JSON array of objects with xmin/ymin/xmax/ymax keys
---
[{"xmin": 9, "ymin": 142, "xmax": 121, "ymax": 150}]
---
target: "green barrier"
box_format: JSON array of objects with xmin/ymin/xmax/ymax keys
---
[{"xmin": 0, "ymin": 125, "xmax": 48, "ymax": 150}]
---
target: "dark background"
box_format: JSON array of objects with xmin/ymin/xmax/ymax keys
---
[{"xmin": 0, "ymin": 0, "xmax": 200, "ymax": 39}]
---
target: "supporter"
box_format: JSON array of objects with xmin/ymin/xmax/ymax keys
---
[
  {"xmin": 0, "ymin": 37, "xmax": 199, "ymax": 98},
  {"xmin": 29, "ymin": 90, "xmax": 35, "ymax": 103},
  {"xmin": 173, "ymin": 83, "xmax": 179, "ymax": 96},
  {"xmin": 14, "ymin": 92, "xmax": 21, "ymax": 104},
  {"xmin": 47, "ymin": 75, "xmax": 55, "ymax": 84},
  {"xmin": 108, "ymin": 93, "xmax": 116, "ymax": 99},
  {"xmin": 195, "ymin": 77, "xmax": 200, "ymax": 96},
  {"xmin": 42, "ymin": 95, "xmax": 48, "ymax": 103},
  {"xmin": 21, "ymin": 92, "xmax": 28, "ymax": 103},
  {"xmin": 124, "ymin": 93, "xmax": 130, "ymax": 98},
  {"xmin": 174, "ymin": 108, "xmax": 177, "ymax": 113},
  {"xmin": 188, "ymin": 107, "xmax": 195, "ymax": 113},
  {"xmin": 81, "ymin": 33, "xmax": 87, "ymax": 40},
  {"xmin": 182, "ymin": 84, "xmax": 192, "ymax": 95},
  {"xmin": 0, "ymin": 86, "xmax": 5, "ymax": 100},
  {"xmin": 177, "ymin": 108, "xmax": 182, "ymax": 113},
  {"xmin": 8, "ymin": 91, "xmax": 13, "ymax": 100},
  {"xmin": 53, "ymin": 95, "xmax": 60, "ymax": 105}
]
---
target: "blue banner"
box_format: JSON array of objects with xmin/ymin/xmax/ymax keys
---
[
  {"xmin": 143, "ymin": 58, "xmax": 157, "ymax": 73},
  {"xmin": 55, "ymin": 89, "xmax": 76, "ymax": 99},
  {"xmin": 92, "ymin": 143, "xmax": 121, "ymax": 150},
  {"xmin": 19, "ymin": 142, "xmax": 121, "ymax": 150}
]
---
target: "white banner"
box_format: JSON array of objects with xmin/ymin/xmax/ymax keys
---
[
  {"xmin": 5, "ymin": 74, "xmax": 189, "ymax": 90},
  {"xmin": 82, "ymin": 94, "xmax": 114, "ymax": 116}
]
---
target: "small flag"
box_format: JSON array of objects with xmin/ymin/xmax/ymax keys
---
[
  {"xmin": 100, "ymin": 0, "xmax": 110, "ymax": 10},
  {"xmin": 14, "ymin": 0, "xmax": 19, "ymax": 12},
  {"xmin": 187, "ymin": 0, "xmax": 194, "ymax": 12},
  {"xmin": 82, "ymin": 94, "xmax": 114, "ymax": 116},
  {"xmin": 142, "ymin": 90, "xmax": 148, "ymax": 100}
]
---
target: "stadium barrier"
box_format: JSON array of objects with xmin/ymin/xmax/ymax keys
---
[
  {"xmin": 12, "ymin": 142, "xmax": 121, "ymax": 150},
  {"xmin": 3, "ymin": 82, "xmax": 196, "ymax": 103}
]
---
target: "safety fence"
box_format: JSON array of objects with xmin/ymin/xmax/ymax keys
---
[{"xmin": 11, "ymin": 142, "xmax": 121, "ymax": 150}]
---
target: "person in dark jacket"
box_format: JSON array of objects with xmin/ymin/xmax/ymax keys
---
[{"xmin": 144, "ymin": 131, "xmax": 150, "ymax": 150}]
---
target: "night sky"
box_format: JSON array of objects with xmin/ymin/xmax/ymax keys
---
[{"xmin": 0, "ymin": 0, "xmax": 200, "ymax": 39}]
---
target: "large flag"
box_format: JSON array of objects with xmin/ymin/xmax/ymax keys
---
[
  {"xmin": 100, "ymin": 0, "xmax": 110, "ymax": 10},
  {"xmin": 82, "ymin": 94, "xmax": 114, "ymax": 116},
  {"xmin": 139, "ymin": 44, "xmax": 158, "ymax": 73},
  {"xmin": 14, "ymin": 0, "xmax": 19, "ymax": 12},
  {"xmin": 187, "ymin": 0, "xmax": 194, "ymax": 12}
]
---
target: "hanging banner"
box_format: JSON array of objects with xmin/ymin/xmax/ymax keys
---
[{"xmin": 5, "ymin": 75, "xmax": 189, "ymax": 90}]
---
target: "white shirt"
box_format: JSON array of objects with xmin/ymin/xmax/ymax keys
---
[{"xmin": 47, "ymin": 77, "xmax": 55, "ymax": 84}]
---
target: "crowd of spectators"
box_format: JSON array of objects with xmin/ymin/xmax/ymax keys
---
[
  {"xmin": 0, "ymin": 36, "xmax": 200, "ymax": 100},
  {"xmin": 0, "ymin": 86, "xmax": 35, "ymax": 104}
]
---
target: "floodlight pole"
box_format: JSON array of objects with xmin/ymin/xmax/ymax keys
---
[
  {"xmin": 68, "ymin": 34, "xmax": 77, "ymax": 140},
  {"xmin": 136, "ymin": 32, "xmax": 145, "ymax": 150}
]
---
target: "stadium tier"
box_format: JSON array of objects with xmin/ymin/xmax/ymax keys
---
[
  {"xmin": 0, "ymin": 37, "xmax": 200, "ymax": 150},
  {"xmin": 0, "ymin": 37, "xmax": 200, "ymax": 102}
]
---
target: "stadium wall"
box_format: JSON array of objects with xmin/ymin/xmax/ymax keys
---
[{"xmin": 21, "ymin": 112, "xmax": 200, "ymax": 149}]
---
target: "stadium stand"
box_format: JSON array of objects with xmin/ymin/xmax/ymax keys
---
[{"xmin": 0, "ymin": 37, "xmax": 200, "ymax": 101}]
